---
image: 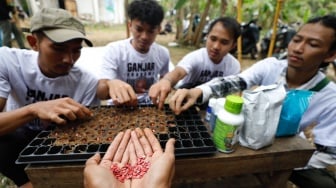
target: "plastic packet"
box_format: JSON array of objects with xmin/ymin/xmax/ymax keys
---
[{"xmin": 239, "ymin": 84, "xmax": 286, "ymax": 150}]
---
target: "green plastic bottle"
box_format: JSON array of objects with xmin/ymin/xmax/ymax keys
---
[{"xmin": 213, "ymin": 95, "xmax": 244, "ymax": 153}]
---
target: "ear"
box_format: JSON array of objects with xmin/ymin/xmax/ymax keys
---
[
  {"xmin": 230, "ymin": 42, "xmax": 237, "ymax": 51},
  {"xmin": 26, "ymin": 35, "xmax": 39, "ymax": 51},
  {"xmin": 128, "ymin": 20, "xmax": 132, "ymax": 28},
  {"xmin": 323, "ymin": 49, "xmax": 336, "ymax": 63}
]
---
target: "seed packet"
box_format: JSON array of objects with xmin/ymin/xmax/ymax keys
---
[{"xmin": 239, "ymin": 84, "xmax": 286, "ymax": 150}]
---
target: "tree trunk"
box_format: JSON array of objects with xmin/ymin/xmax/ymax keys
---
[
  {"xmin": 124, "ymin": 0, "xmax": 130, "ymax": 38},
  {"xmin": 175, "ymin": 8, "xmax": 184, "ymax": 41},
  {"xmin": 220, "ymin": 0, "xmax": 228, "ymax": 16},
  {"xmin": 192, "ymin": 0, "xmax": 211, "ymax": 47}
]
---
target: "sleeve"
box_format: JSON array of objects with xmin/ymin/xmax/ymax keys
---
[
  {"xmin": 239, "ymin": 57, "xmax": 280, "ymax": 88},
  {"xmin": 196, "ymin": 75, "xmax": 247, "ymax": 103},
  {"xmin": 159, "ymin": 46, "xmax": 170, "ymax": 76},
  {"xmin": 176, "ymin": 51, "xmax": 198, "ymax": 74},
  {"xmin": 197, "ymin": 57, "xmax": 284, "ymax": 103},
  {"xmin": 99, "ymin": 44, "xmax": 119, "ymax": 80},
  {"xmin": 0, "ymin": 49, "xmax": 12, "ymax": 99},
  {"xmin": 74, "ymin": 70, "xmax": 100, "ymax": 106}
]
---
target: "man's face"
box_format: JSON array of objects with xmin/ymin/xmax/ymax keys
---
[
  {"xmin": 206, "ymin": 22, "xmax": 236, "ymax": 64},
  {"xmin": 287, "ymin": 23, "xmax": 336, "ymax": 72},
  {"xmin": 129, "ymin": 19, "xmax": 160, "ymax": 53},
  {"xmin": 35, "ymin": 35, "xmax": 83, "ymax": 78}
]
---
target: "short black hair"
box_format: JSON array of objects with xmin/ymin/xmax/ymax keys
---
[
  {"xmin": 307, "ymin": 14, "xmax": 336, "ymax": 51},
  {"xmin": 127, "ymin": 0, "xmax": 164, "ymax": 27},
  {"xmin": 207, "ymin": 17, "xmax": 241, "ymax": 41}
]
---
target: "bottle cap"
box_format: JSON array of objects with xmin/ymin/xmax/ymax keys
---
[
  {"xmin": 224, "ymin": 95, "xmax": 243, "ymax": 114},
  {"xmin": 209, "ymin": 98, "xmax": 217, "ymax": 107}
]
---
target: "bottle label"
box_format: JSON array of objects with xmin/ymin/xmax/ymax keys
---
[
  {"xmin": 213, "ymin": 118, "xmax": 239, "ymax": 153},
  {"xmin": 205, "ymin": 106, "xmax": 211, "ymax": 122}
]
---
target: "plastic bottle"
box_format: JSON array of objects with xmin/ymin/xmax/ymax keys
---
[
  {"xmin": 213, "ymin": 95, "xmax": 244, "ymax": 153},
  {"xmin": 209, "ymin": 98, "xmax": 225, "ymax": 132},
  {"xmin": 205, "ymin": 98, "xmax": 215, "ymax": 122}
]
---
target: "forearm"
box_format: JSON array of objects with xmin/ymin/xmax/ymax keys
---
[
  {"xmin": 0, "ymin": 105, "xmax": 36, "ymax": 135},
  {"xmin": 162, "ymin": 67, "xmax": 186, "ymax": 87},
  {"xmin": 196, "ymin": 75, "xmax": 247, "ymax": 103},
  {"xmin": 96, "ymin": 79, "xmax": 110, "ymax": 100}
]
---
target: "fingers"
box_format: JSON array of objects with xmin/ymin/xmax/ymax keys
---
[
  {"xmin": 102, "ymin": 131, "xmax": 125, "ymax": 161},
  {"xmin": 169, "ymin": 89, "xmax": 198, "ymax": 115},
  {"xmin": 169, "ymin": 89, "xmax": 186, "ymax": 115},
  {"xmin": 149, "ymin": 81, "xmax": 171, "ymax": 109},
  {"xmin": 119, "ymin": 141, "xmax": 131, "ymax": 167},
  {"xmin": 108, "ymin": 80, "xmax": 138, "ymax": 106},
  {"xmin": 158, "ymin": 91, "xmax": 169, "ymax": 110},
  {"xmin": 164, "ymin": 138, "xmax": 176, "ymax": 155},
  {"xmin": 144, "ymin": 128, "xmax": 162, "ymax": 153},
  {"xmin": 131, "ymin": 128, "xmax": 147, "ymax": 157},
  {"xmin": 85, "ymin": 153, "xmax": 101, "ymax": 166},
  {"xmin": 128, "ymin": 140, "xmax": 138, "ymax": 166},
  {"xmin": 112, "ymin": 129, "xmax": 132, "ymax": 162},
  {"xmin": 35, "ymin": 98, "xmax": 92, "ymax": 125}
]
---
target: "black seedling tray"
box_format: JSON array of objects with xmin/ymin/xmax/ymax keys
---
[{"xmin": 16, "ymin": 105, "xmax": 216, "ymax": 164}]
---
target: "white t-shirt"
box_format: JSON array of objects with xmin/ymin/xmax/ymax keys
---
[
  {"xmin": 177, "ymin": 48, "xmax": 240, "ymax": 87},
  {"xmin": 100, "ymin": 38, "xmax": 170, "ymax": 91},
  {"xmin": 200, "ymin": 57, "xmax": 336, "ymax": 167},
  {"xmin": 0, "ymin": 47, "xmax": 99, "ymax": 129}
]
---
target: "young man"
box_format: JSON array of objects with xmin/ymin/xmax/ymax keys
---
[
  {"xmin": 97, "ymin": 0, "xmax": 170, "ymax": 106},
  {"xmin": 84, "ymin": 128, "xmax": 175, "ymax": 188},
  {"xmin": 169, "ymin": 15, "xmax": 336, "ymax": 188},
  {"xmin": 0, "ymin": 8, "xmax": 98, "ymax": 188},
  {"xmin": 149, "ymin": 17, "xmax": 241, "ymax": 109}
]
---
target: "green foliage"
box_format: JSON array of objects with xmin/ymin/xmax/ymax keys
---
[{"xmin": 174, "ymin": 0, "xmax": 188, "ymax": 9}]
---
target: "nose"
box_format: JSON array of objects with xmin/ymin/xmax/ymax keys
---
[
  {"xmin": 292, "ymin": 41, "xmax": 304, "ymax": 53},
  {"xmin": 62, "ymin": 51, "xmax": 75, "ymax": 64},
  {"xmin": 140, "ymin": 31, "xmax": 150, "ymax": 40},
  {"xmin": 212, "ymin": 41, "xmax": 220, "ymax": 50}
]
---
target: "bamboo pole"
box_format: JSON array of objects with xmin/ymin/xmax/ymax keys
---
[
  {"xmin": 124, "ymin": 0, "xmax": 130, "ymax": 38},
  {"xmin": 237, "ymin": 0, "xmax": 243, "ymax": 62},
  {"xmin": 267, "ymin": 0, "xmax": 284, "ymax": 57}
]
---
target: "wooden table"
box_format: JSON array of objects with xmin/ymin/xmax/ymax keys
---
[{"xmin": 25, "ymin": 135, "xmax": 314, "ymax": 188}]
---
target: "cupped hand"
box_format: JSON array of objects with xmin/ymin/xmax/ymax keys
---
[
  {"xmin": 84, "ymin": 130, "xmax": 133, "ymax": 188},
  {"xmin": 129, "ymin": 128, "xmax": 175, "ymax": 188}
]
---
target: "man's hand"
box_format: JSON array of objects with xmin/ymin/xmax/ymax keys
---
[
  {"xmin": 84, "ymin": 130, "xmax": 132, "ymax": 188},
  {"xmin": 129, "ymin": 128, "xmax": 175, "ymax": 188},
  {"xmin": 106, "ymin": 79, "xmax": 138, "ymax": 106},
  {"xmin": 148, "ymin": 78, "xmax": 172, "ymax": 109},
  {"xmin": 169, "ymin": 88, "xmax": 203, "ymax": 115},
  {"xmin": 29, "ymin": 97, "xmax": 92, "ymax": 125}
]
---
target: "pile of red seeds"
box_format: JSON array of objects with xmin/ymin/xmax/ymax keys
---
[{"xmin": 110, "ymin": 157, "xmax": 150, "ymax": 182}]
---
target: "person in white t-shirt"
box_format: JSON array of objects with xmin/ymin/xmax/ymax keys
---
[
  {"xmin": 149, "ymin": 17, "xmax": 241, "ymax": 109},
  {"xmin": 0, "ymin": 8, "xmax": 99, "ymax": 188},
  {"xmin": 169, "ymin": 15, "xmax": 336, "ymax": 188},
  {"xmin": 97, "ymin": 0, "xmax": 170, "ymax": 106}
]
